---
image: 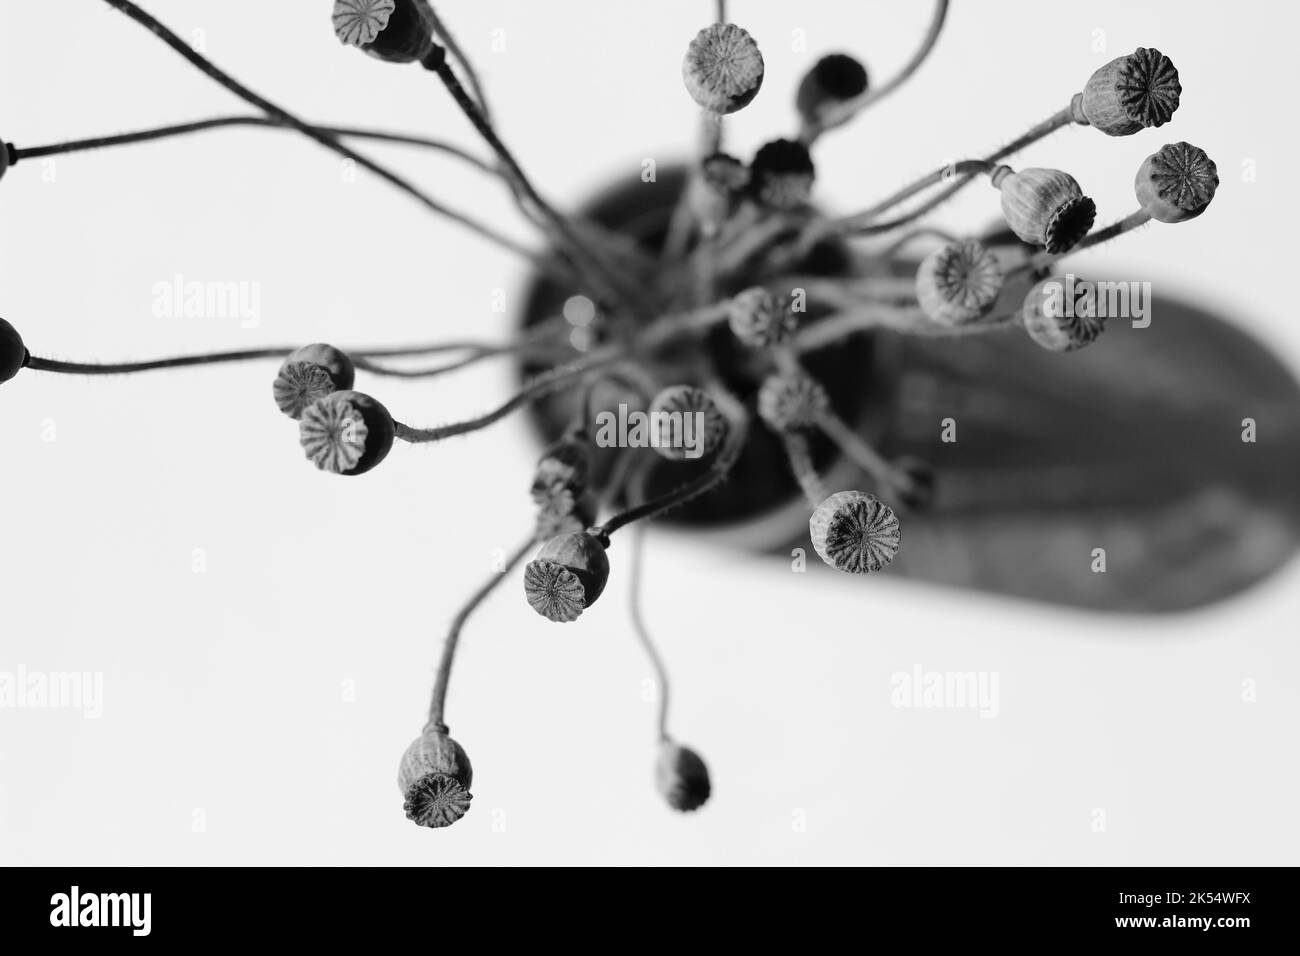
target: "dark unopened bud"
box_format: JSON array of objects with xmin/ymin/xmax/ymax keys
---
[
  {"xmin": 655, "ymin": 742, "xmax": 711, "ymax": 812},
  {"xmin": 757, "ymin": 372, "xmax": 828, "ymax": 433},
  {"xmin": 0, "ymin": 318, "xmax": 29, "ymax": 385},
  {"xmin": 333, "ymin": 0, "xmax": 437, "ymax": 64},
  {"xmin": 299, "ymin": 390, "xmax": 395, "ymax": 476},
  {"xmin": 914, "ymin": 239, "xmax": 1003, "ymax": 325},
  {"xmin": 795, "ymin": 53, "xmax": 868, "ymax": 130},
  {"xmin": 809, "ymin": 490, "xmax": 900, "ymax": 573},
  {"xmin": 991, "ymin": 166, "xmax": 1096, "ymax": 254},
  {"xmin": 1021, "ymin": 276, "xmax": 1106, "ymax": 352},
  {"xmin": 524, "ymin": 532, "xmax": 610, "ymax": 622},
  {"xmin": 1077, "ymin": 47, "xmax": 1181, "ymax": 136},
  {"xmin": 682, "ymin": 23, "xmax": 765, "ymax": 114},
  {"xmin": 750, "ymin": 138, "xmax": 815, "ymax": 210},
  {"xmin": 1135, "ymin": 142, "xmax": 1219, "ymax": 223},
  {"xmin": 728, "ymin": 287, "xmax": 798, "ymax": 347},
  {"xmin": 273, "ymin": 343, "xmax": 355, "ymax": 419},
  {"xmin": 397, "ymin": 728, "xmax": 473, "ymax": 828}
]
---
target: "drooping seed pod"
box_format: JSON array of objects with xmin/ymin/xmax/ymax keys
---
[
  {"xmin": 273, "ymin": 343, "xmax": 356, "ymax": 420},
  {"xmin": 728, "ymin": 286, "xmax": 798, "ymax": 347},
  {"xmin": 1134, "ymin": 142, "xmax": 1219, "ymax": 224},
  {"xmin": 524, "ymin": 531, "xmax": 610, "ymax": 622},
  {"xmin": 914, "ymin": 239, "xmax": 1004, "ymax": 326},
  {"xmin": 648, "ymin": 385, "xmax": 729, "ymax": 461},
  {"xmin": 299, "ymin": 390, "xmax": 395, "ymax": 476},
  {"xmin": 397, "ymin": 727, "xmax": 473, "ymax": 828},
  {"xmin": 795, "ymin": 53, "xmax": 869, "ymax": 130},
  {"xmin": 332, "ymin": 0, "xmax": 438, "ymax": 64},
  {"xmin": 655, "ymin": 742, "xmax": 711, "ymax": 812},
  {"xmin": 1021, "ymin": 276, "xmax": 1106, "ymax": 352},
  {"xmin": 809, "ymin": 490, "xmax": 901, "ymax": 573},
  {"xmin": 0, "ymin": 318, "xmax": 29, "ymax": 385},
  {"xmin": 1078, "ymin": 47, "xmax": 1181, "ymax": 137},
  {"xmin": 757, "ymin": 372, "xmax": 829, "ymax": 433},
  {"xmin": 681, "ymin": 23, "xmax": 765, "ymax": 114},
  {"xmin": 991, "ymin": 166, "xmax": 1096, "ymax": 255},
  {"xmin": 749, "ymin": 138, "xmax": 816, "ymax": 210}
]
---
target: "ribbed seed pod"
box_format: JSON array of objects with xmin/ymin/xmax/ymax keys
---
[
  {"xmin": 749, "ymin": 138, "xmax": 815, "ymax": 210},
  {"xmin": 397, "ymin": 728, "xmax": 473, "ymax": 828},
  {"xmin": 728, "ymin": 287, "xmax": 798, "ymax": 347},
  {"xmin": 648, "ymin": 385, "xmax": 729, "ymax": 460},
  {"xmin": 1021, "ymin": 276, "xmax": 1106, "ymax": 352},
  {"xmin": 914, "ymin": 239, "xmax": 1004, "ymax": 325},
  {"xmin": 655, "ymin": 742, "xmax": 711, "ymax": 812},
  {"xmin": 991, "ymin": 167, "xmax": 1096, "ymax": 254},
  {"xmin": 0, "ymin": 318, "xmax": 28, "ymax": 385},
  {"xmin": 1134, "ymin": 142, "xmax": 1219, "ymax": 224},
  {"xmin": 298, "ymin": 390, "xmax": 395, "ymax": 476},
  {"xmin": 524, "ymin": 532, "xmax": 610, "ymax": 622},
  {"xmin": 273, "ymin": 343, "xmax": 355, "ymax": 420},
  {"xmin": 757, "ymin": 372, "xmax": 829, "ymax": 433},
  {"xmin": 332, "ymin": 0, "xmax": 438, "ymax": 64},
  {"xmin": 809, "ymin": 490, "xmax": 901, "ymax": 573},
  {"xmin": 1079, "ymin": 47, "xmax": 1181, "ymax": 136},
  {"xmin": 682, "ymin": 23, "xmax": 765, "ymax": 114},
  {"xmin": 795, "ymin": 53, "xmax": 869, "ymax": 130}
]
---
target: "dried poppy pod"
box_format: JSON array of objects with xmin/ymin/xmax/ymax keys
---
[
  {"xmin": 681, "ymin": 23, "xmax": 765, "ymax": 115},
  {"xmin": 299, "ymin": 389, "xmax": 395, "ymax": 476},
  {"xmin": 795, "ymin": 53, "xmax": 869, "ymax": 131},
  {"xmin": 273, "ymin": 343, "xmax": 356, "ymax": 420},
  {"xmin": 749, "ymin": 138, "xmax": 816, "ymax": 210},
  {"xmin": 531, "ymin": 434, "xmax": 591, "ymax": 500},
  {"xmin": 809, "ymin": 490, "xmax": 901, "ymax": 574},
  {"xmin": 524, "ymin": 531, "xmax": 611, "ymax": 622},
  {"xmin": 655, "ymin": 742, "xmax": 711, "ymax": 812},
  {"xmin": 1021, "ymin": 276, "xmax": 1105, "ymax": 352},
  {"xmin": 397, "ymin": 727, "xmax": 473, "ymax": 828},
  {"xmin": 757, "ymin": 371, "xmax": 829, "ymax": 433},
  {"xmin": 648, "ymin": 385, "xmax": 729, "ymax": 461},
  {"xmin": 1077, "ymin": 47, "xmax": 1181, "ymax": 137},
  {"xmin": 728, "ymin": 286, "xmax": 798, "ymax": 347},
  {"xmin": 0, "ymin": 318, "xmax": 29, "ymax": 385},
  {"xmin": 332, "ymin": 0, "xmax": 438, "ymax": 64},
  {"xmin": 990, "ymin": 166, "xmax": 1096, "ymax": 255},
  {"xmin": 1135, "ymin": 142, "xmax": 1219, "ymax": 224},
  {"xmin": 914, "ymin": 239, "xmax": 1004, "ymax": 326}
]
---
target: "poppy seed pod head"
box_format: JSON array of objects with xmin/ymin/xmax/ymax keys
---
[
  {"xmin": 0, "ymin": 318, "xmax": 29, "ymax": 385},
  {"xmin": 795, "ymin": 53, "xmax": 869, "ymax": 129},
  {"xmin": 1135, "ymin": 142, "xmax": 1219, "ymax": 224},
  {"xmin": 914, "ymin": 239, "xmax": 1004, "ymax": 326},
  {"xmin": 656, "ymin": 742, "xmax": 712, "ymax": 812},
  {"xmin": 991, "ymin": 166, "xmax": 1096, "ymax": 254},
  {"xmin": 531, "ymin": 435, "xmax": 591, "ymax": 501},
  {"xmin": 682, "ymin": 23, "xmax": 765, "ymax": 114},
  {"xmin": 299, "ymin": 390, "xmax": 395, "ymax": 476},
  {"xmin": 728, "ymin": 286, "xmax": 798, "ymax": 347},
  {"xmin": 273, "ymin": 343, "xmax": 356, "ymax": 420},
  {"xmin": 809, "ymin": 490, "xmax": 901, "ymax": 573},
  {"xmin": 749, "ymin": 138, "xmax": 816, "ymax": 210},
  {"xmin": 397, "ymin": 728, "xmax": 473, "ymax": 828},
  {"xmin": 1021, "ymin": 276, "xmax": 1106, "ymax": 352},
  {"xmin": 757, "ymin": 371, "xmax": 829, "ymax": 433},
  {"xmin": 1079, "ymin": 47, "xmax": 1181, "ymax": 137},
  {"xmin": 333, "ymin": 0, "xmax": 438, "ymax": 64},
  {"xmin": 524, "ymin": 531, "xmax": 610, "ymax": 622},
  {"xmin": 648, "ymin": 385, "xmax": 730, "ymax": 461}
]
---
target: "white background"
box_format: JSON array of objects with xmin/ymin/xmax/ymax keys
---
[{"xmin": 1, "ymin": 0, "xmax": 1296, "ymax": 865}]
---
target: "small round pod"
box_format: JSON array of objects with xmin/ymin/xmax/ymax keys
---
[
  {"xmin": 728, "ymin": 286, "xmax": 798, "ymax": 347},
  {"xmin": 749, "ymin": 138, "xmax": 816, "ymax": 210},
  {"xmin": 914, "ymin": 239, "xmax": 1004, "ymax": 326},
  {"xmin": 1078, "ymin": 47, "xmax": 1181, "ymax": 137},
  {"xmin": 273, "ymin": 343, "xmax": 356, "ymax": 420},
  {"xmin": 991, "ymin": 166, "xmax": 1096, "ymax": 255},
  {"xmin": 648, "ymin": 385, "xmax": 729, "ymax": 461},
  {"xmin": 655, "ymin": 741, "xmax": 712, "ymax": 812},
  {"xmin": 1134, "ymin": 142, "xmax": 1219, "ymax": 224},
  {"xmin": 298, "ymin": 390, "xmax": 395, "ymax": 476},
  {"xmin": 1, "ymin": 318, "xmax": 30, "ymax": 384},
  {"xmin": 809, "ymin": 490, "xmax": 901, "ymax": 574},
  {"xmin": 523, "ymin": 531, "xmax": 611, "ymax": 623},
  {"xmin": 1020, "ymin": 276, "xmax": 1106, "ymax": 352},
  {"xmin": 682, "ymin": 23, "xmax": 765, "ymax": 114},
  {"xmin": 332, "ymin": 0, "xmax": 438, "ymax": 64},
  {"xmin": 757, "ymin": 372, "xmax": 829, "ymax": 433},
  {"xmin": 795, "ymin": 53, "xmax": 869, "ymax": 131},
  {"xmin": 397, "ymin": 727, "xmax": 473, "ymax": 828}
]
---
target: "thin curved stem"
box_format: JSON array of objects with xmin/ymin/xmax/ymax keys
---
[
  {"xmin": 781, "ymin": 433, "xmax": 826, "ymax": 508},
  {"xmin": 628, "ymin": 524, "xmax": 671, "ymax": 743},
  {"xmin": 1028, "ymin": 209, "xmax": 1153, "ymax": 270},
  {"xmin": 816, "ymin": 408, "xmax": 898, "ymax": 487},
  {"xmin": 825, "ymin": 160, "xmax": 995, "ymax": 237},
  {"xmin": 100, "ymin": 1, "xmax": 562, "ymax": 279},
  {"xmin": 426, "ymin": 535, "xmax": 534, "ymax": 732}
]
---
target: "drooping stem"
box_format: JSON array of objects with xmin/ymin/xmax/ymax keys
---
[
  {"xmin": 426, "ymin": 535, "xmax": 534, "ymax": 732},
  {"xmin": 628, "ymin": 524, "xmax": 671, "ymax": 743},
  {"xmin": 781, "ymin": 433, "xmax": 827, "ymax": 508},
  {"xmin": 816, "ymin": 407, "xmax": 899, "ymax": 487}
]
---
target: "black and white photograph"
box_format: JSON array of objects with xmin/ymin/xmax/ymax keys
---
[{"xmin": 0, "ymin": 0, "xmax": 1293, "ymax": 932}]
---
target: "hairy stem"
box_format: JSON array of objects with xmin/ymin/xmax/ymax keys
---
[{"xmin": 628, "ymin": 524, "xmax": 671, "ymax": 743}]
